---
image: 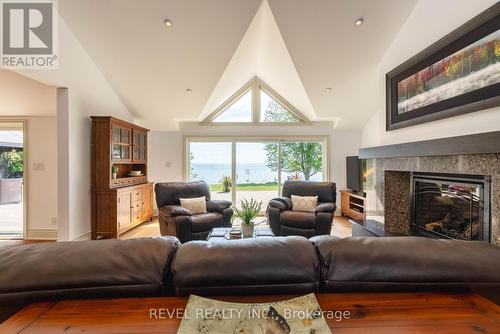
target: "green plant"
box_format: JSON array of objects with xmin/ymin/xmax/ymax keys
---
[
  {"xmin": 233, "ymin": 198, "xmax": 262, "ymax": 225},
  {"xmin": 1, "ymin": 150, "xmax": 23, "ymax": 178},
  {"xmin": 220, "ymin": 175, "xmax": 232, "ymax": 193},
  {"xmin": 189, "ymin": 152, "xmax": 199, "ymax": 180},
  {"xmin": 111, "ymin": 165, "xmax": 119, "ymax": 173}
]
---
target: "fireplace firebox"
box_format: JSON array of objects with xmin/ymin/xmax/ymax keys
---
[{"xmin": 411, "ymin": 172, "xmax": 491, "ymax": 242}]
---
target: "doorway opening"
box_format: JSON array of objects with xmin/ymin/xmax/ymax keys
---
[{"xmin": 0, "ymin": 122, "xmax": 25, "ymax": 239}]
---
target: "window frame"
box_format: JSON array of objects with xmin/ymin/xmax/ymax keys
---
[
  {"xmin": 184, "ymin": 135, "xmax": 329, "ymax": 204},
  {"xmin": 203, "ymin": 77, "xmax": 310, "ymax": 125}
]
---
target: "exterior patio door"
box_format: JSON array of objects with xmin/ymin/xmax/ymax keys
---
[
  {"xmin": 0, "ymin": 122, "xmax": 25, "ymax": 238},
  {"xmin": 187, "ymin": 137, "xmax": 327, "ymax": 215},
  {"xmin": 235, "ymin": 142, "xmax": 279, "ymax": 212}
]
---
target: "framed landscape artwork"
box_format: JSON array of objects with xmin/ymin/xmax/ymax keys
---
[{"xmin": 386, "ymin": 3, "xmax": 500, "ymax": 131}]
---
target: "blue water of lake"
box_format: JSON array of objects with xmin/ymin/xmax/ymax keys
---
[{"xmin": 191, "ymin": 163, "xmax": 322, "ymax": 184}]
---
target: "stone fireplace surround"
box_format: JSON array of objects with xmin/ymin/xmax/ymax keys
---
[{"xmin": 359, "ymin": 131, "xmax": 500, "ymax": 246}]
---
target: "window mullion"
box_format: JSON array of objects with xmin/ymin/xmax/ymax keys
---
[
  {"xmin": 253, "ymin": 81, "xmax": 260, "ymax": 122},
  {"xmin": 278, "ymin": 140, "xmax": 282, "ymax": 196},
  {"xmin": 231, "ymin": 141, "xmax": 237, "ymax": 205}
]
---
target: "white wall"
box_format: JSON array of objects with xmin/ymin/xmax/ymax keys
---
[
  {"xmin": 331, "ymin": 131, "xmax": 362, "ymax": 192},
  {"xmin": 26, "ymin": 117, "xmax": 58, "ymax": 235},
  {"xmin": 16, "ymin": 18, "xmax": 134, "ymax": 240},
  {"xmin": 148, "ymin": 124, "xmax": 361, "ymax": 214},
  {"xmin": 148, "ymin": 131, "xmax": 184, "ymax": 186},
  {"xmin": 361, "ymin": 0, "xmax": 500, "ymax": 147}
]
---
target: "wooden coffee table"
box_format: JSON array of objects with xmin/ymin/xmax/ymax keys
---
[{"xmin": 1, "ymin": 293, "xmax": 498, "ymax": 333}]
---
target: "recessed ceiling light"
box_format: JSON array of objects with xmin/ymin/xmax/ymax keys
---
[
  {"xmin": 186, "ymin": 88, "xmax": 193, "ymax": 93},
  {"xmin": 354, "ymin": 18, "xmax": 364, "ymax": 27},
  {"xmin": 164, "ymin": 19, "xmax": 173, "ymax": 28},
  {"xmin": 324, "ymin": 87, "xmax": 332, "ymax": 92}
]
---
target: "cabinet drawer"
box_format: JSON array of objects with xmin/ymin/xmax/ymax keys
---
[
  {"xmin": 132, "ymin": 188, "xmax": 143, "ymax": 202},
  {"xmin": 132, "ymin": 200, "xmax": 143, "ymax": 223}
]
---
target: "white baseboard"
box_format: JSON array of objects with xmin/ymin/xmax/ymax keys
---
[
  {"xmin": 73, "ymin": 232, "xmax": 92, "ymax": 241},
  {"xmin": 26, "ymin": 229, "xmax": 57, "ymax": 240}
]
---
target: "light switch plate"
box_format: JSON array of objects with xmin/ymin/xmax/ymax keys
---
[{"xmin": 33, "ymin": 163, "xmax": 45, "ymax": 171}]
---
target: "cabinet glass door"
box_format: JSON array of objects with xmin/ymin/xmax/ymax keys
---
[
  {"xmin": 112, "ymin": 125, "xmax": 132, "ymax": 162},
  {"xmin": 113, "ymin": 127, "xmax": 121, "ymax": 143},
  {"xmin": 133, "ymin": 132, "xmax": 140, "ymax": 161},
  {"xmin": 121, "ymin": 145, "xmax": 130, "ymax": 160},
  {"xmin": 121, "ymin": 128, "xmax": 130, "ymax": 144},
  {"xmin": 140, "ymin": 133, "xmax": 147, "ymax": 161},
  {"xmin": 113, "ymin": 144, "xmax": 122, "ymax": 160},
  {"xmin": 132, "ymin": 130, "xmax": 147, "ymax": 162}
]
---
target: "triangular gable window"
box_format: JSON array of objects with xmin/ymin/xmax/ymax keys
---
[
  {"xmin": 260, "ymin": 90, "xmax": 299, "ymax": 122},
  {"xmin": 213, "ymin": 90, "xmax": 252, "ymax": 122},
  {"xmin": 205, "ymin": 77, "xmax": 308, "ymax": 124}
]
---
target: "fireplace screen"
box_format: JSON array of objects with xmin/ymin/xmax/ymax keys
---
[{"xmin": 411, "ymin": 173, "xmax": 490, "ymax": 242}]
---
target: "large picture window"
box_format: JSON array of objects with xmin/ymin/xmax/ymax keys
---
[{"xmin": 186, "ymin": 137, "xmax": 328, "ymax": 213}]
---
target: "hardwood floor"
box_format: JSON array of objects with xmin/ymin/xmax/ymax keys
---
[
  {"xmin": 2, "ymin": 293, "xmax": 498, "ymax": 333},
  {"xmin": 119, "ymin": 216, "xmax": 352, "ymax": 239},
  {"xmin": 0, "ymin": 216, "xmax": 352, "ymax": 244},
  {"xmin": 0, "ymin": 239, "xmax": 51, "ymax": 247}
]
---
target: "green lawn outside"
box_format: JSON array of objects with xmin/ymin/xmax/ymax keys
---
[{"xmin": 209, "ymin": 182, "xmax": 279, "ymax": 192}]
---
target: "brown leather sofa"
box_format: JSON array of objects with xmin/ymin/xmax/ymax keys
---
[
  {"xmin": 1, "ymin": 236, "xmax": 499, "ymax": 323},
  {"xmin": 155, "ymin": 181, "xmax": 233, "ymax": 243},
  {"xmin": 172, "ymin": 236, "xmax": 320, "ymax": 296},
  {"xmin": 0, "ymin": 237, "xmax": 180, "ymax": 322},
  {"xmin": 267, "ymin": 181, "xmax": 337, "ymax": 237}
]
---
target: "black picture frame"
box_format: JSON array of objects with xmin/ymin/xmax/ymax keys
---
[{"xmin": 386, "ymin": 2, "xmax": 500, "ymax": 131}]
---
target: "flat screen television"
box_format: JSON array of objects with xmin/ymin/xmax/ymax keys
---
[{"xmin": 346, "ymin": 156, "xmax": 364, "ymax": 193}]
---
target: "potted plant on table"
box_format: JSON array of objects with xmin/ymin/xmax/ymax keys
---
[{"xmin": 233, "ymin": 198, "xmax": 262, "ymax": 237}]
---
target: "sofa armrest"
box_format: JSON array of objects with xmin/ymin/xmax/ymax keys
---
[
  {"xmin": 316, "ymin": 202, "xmax": 336, "ymax": 214},
  {"xmin": 206, "ymin": 200, "xmax": 232, "ymax": 212},
  {"xmin": 268, "ymin": 197, "xmax": 292, "ymax": 211},
  {"xmin": 159, "ymin": 205, "xmax": 192, "ymax": 217}
]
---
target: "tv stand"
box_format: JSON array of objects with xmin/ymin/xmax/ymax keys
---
[{"xmin": 340, "ymin": 190, "xmax": 366, "ymax": 221}]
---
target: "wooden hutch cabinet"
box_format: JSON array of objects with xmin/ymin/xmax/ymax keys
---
[{"xmin": 91, "ymin": 116, "xmax": 153, "ymax": 239}]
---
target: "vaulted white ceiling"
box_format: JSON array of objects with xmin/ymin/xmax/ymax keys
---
[
  {"xmin": 201, "ymin": 0, "xmax": 316, "ymax": 122},
  {"xmin": 59, "ymin": 0, "xmax": 417, "ymax": 131}
]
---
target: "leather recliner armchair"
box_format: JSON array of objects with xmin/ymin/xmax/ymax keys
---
[
  {"xmin": 155, "ymin": 181, "xmax": 233, "ymax": 243},
  {"xmin": 267, "ymin": 181, "xmax": 336, "ymax": 238}
]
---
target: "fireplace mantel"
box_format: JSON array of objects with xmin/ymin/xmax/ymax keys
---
[{"xmin": 359, "ymin": 131, "xmax": 500, "ymax": 159}]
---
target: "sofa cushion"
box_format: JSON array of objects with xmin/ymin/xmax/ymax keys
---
[
  {"xmin": 281, "ymin": 210, "xmax": 316, "ymax": 229},
  {"xmin": 172, "ymin": 236, "xmax": 320, "ymax": 296},
  {"xmin": 155, "ymin": 181, "xmax": 211, "ymax": 208},
  {"xmin": 311, "ymin": 236, "xmax": 500, "ymax": 297},
  {"xmin": 282, "ymin": 181, "xmax": 336, "ymax": 203},
  {"xmin": 159, "ymin": 205, "xmax": 192, "ymax": 217},
  {"xmin": 291, "ymin": 195, "xmax": 318, "ymax": 212},
  {"xmin": 180, "ymin": 196, "xmax": 207, "ymax": 214},
  {"xmin": 190, "ymin": 212, "xmax": 223, "ymax": 232},
  {"xmin": 0, "ymin": 237, "xmax": 180, "ymax": 311}
]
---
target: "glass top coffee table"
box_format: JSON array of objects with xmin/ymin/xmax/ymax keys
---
[{"xmin": 207, "ymin": 226, "xmax": 275, "ymax": 241}]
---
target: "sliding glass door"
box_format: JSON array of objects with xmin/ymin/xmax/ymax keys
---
[
  {"xmin": 187, "ymin": 138, "xmax": 327, "ymax": 214},
  {"xmin": 235, "ymin": 142, "xmax": 279, "ymax": 211},
  {"xmin": 189, "ymin": 142, "xmax": 232, "ymax": 202},
  {"xmin": 281, "ymin": 141, "xmax": 324, "ymax": 182}
]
